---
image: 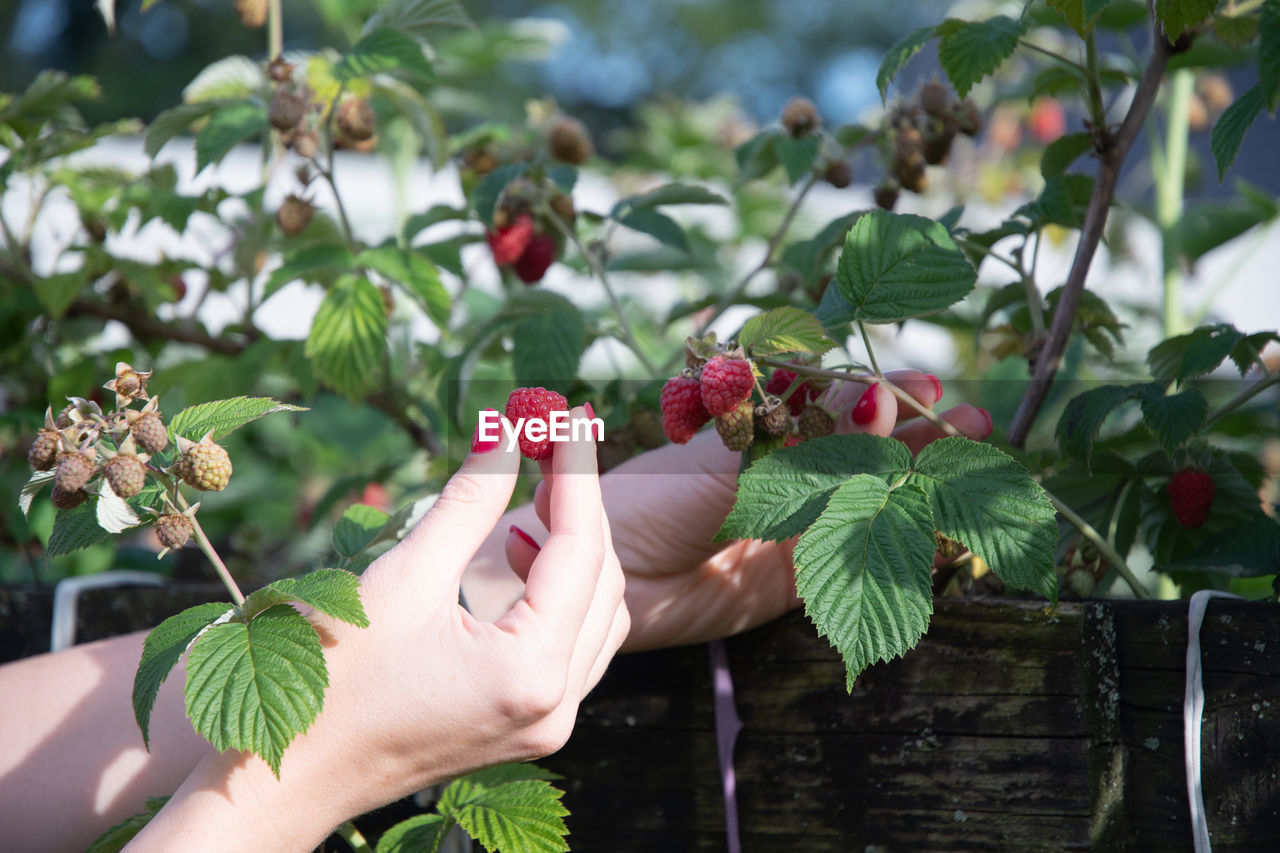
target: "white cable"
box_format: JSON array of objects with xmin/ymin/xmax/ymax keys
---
[
  {"xmin": 50, "ymin": 571, "xmax": 165, "ymax": 652},
  {"xmin": 1184, "ymin": 589, "xmax": 1243, "ymax": 853}
]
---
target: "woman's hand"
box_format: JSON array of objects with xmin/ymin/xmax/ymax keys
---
[
  {"xmin": 465, "ymin": 371, "xmax": 990, "ymax": 652},
  {"xmin": 128, "ymin": 408, "xmax": 627, "ymax": 852}
]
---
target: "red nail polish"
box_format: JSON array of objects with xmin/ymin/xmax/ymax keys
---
[
  {"xmin": 852, "ymin": 382, "xmax": 879, "ymax": 426},
  {"xmin": 584, "ymin": 401, "xmax": 595, "ymax": 420},
  {"xmin": 471, "ymin": 409, "xmax": 501, "ymax": 453},
  {"xmin": 510, "ymin": 524, "xmax": 541, "ymax": 552},
  {"xmin": 977, "ymin": 407, "xmax": 994, "ymax": 439},
  {"xmin": 926, "ymin": 374, "xmax": 943, "ymax": 404}
]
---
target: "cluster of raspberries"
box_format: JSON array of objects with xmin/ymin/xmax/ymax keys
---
[
  {"xmin": 658, "ymin": 357, "xmax": 835, "ymax": 453},
  {"xmin": 486, "ymin": 214, "xmax": 558, "ymax": 284}
]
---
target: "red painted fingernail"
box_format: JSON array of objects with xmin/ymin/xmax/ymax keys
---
[
  {"xmin": 977, "ymin": 407, "xmax": 994, "ymax": 439},
  {"xmin": 852, "ymin": 382, "xmax": 879, "ymax": 426},
  {"xmin": 510, "ymin": 524, "xmax": 541, "ymax": 552},
  {"xmin": 926, "ymin": 374, "xmax": 943, "ymax": 404},
  {"xmin": 584, "ymin": 401, "xmax": 595, "ymax": 420},
  {"xmin": 471, "ymin": 409, "xmax": 501, "ymax": 453}
]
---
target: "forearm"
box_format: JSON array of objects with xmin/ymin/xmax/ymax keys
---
[{"xmin": 0, "ymin": 631, "xmax": 211, "ymax": 852}]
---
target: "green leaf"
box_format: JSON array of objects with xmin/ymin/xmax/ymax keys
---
[
  {"xmin": 775, "ymin": 134, "xmax": 821, "ymax": 183},
  {"xmin": 1047, "ymin": 0, "xmax": 1115, "ymax": 36},
  {"xmin": 376, "ymin": 815, "xmax": 446, "ymax": 853},
  {"xmin": 243, "ymin": 568, "xmax": 369, "ymax": 627},
  {"xmin": 614, "ymin": 182, "xmax": 729, "ymax": 213},
  {"xmin": 877, "ymin": 25, "xmax": 937, "ymax": 102},
  {"xmin": 1213, "ymin": 13, "xmax": 1260, "ymax": 48},
  {"xmin": 1211, "ymin": 82, "xmax": 1266, "ymax": 181},
  {"xmin": 734, "ymin": 130, "xmax": 782, "ymax": 181},
  {"xmin": 1260, "ymin": 0, "xmax": 1280, "ymax": 110},
  {"xmin": 335, "ymin": 28, "xmax": 434, "ymax": 83},
  {"xmin": 793, "ymin": 476, "xmax": 936, "ymax": 690},
  {"xmin": 716, "ymin": 434, "xmax": 913, "ymax": 543},
  {"xmin": 1148, "ymin": 323, "xmax": 1245, "ymax": 383},
  {"xmin": 194, "ymin": 101, "xmax": 267, "ymax": 174},
  {"xmin": 35, "ymin": 270, "xmax": 87, "ymax": 319},
  {"xmin": 1156, "ymin": 0, "xmax": 1221, "ymax": 41},
  {"xmin": 937, "ymin": 16, "xmax": 1027, "ymax": 98},
  {"xmin": 133, "ymin": 602, "xmax": 232, "ymax": 748},
  {"xmin": 1177, "ymin": 191, "xmax": 1279, "ymax": 262},
  {"xmin": 169, "ymin": 396, "xmax": 307, "ymax": 442},
  {"xmin": 364, "ymin": 0, "xmax": 474, "ymax": 41},
  {"xmin": 1230, "ymin": 331, "xmax": 1280, "ymax": 374},
  {"xmin": 737, "ymin": 306, "xmax": 834, "ymax": 357},
  {"xmin": 47, "ymin": 500, "xmax": 109, "ymax": 556},
  {"xmin": 1140, "ymin": 384, "xmax": 1208, "ymax": 456},
  {"xmin": 438, "ymin": 771, "xmax": 570, "ymax": 853},
  {"xmin": 1040, "ymin": 132, "xmax": 1095, "ymax": 178},
  {"xmin": 780, "ymin": 210, "xmax": 866, "ymax": 288},
  {"xmin": 263, "ymin": 244, "xmax": 356, "ymax": 301},
  {"xmin": 470, "ymin": 163, "xmax": 526, "ymax": 226},
  {"xmin": 512, "ymin": 299, "xmax": 585, "ymax": 393},
  {"xmin": 1056, "ymin": 384, "xmax": 1142, "ymax": 468},
  {"xmin": 1163, "ymin": 517, "xmax": 1280, "ymax": 577},
  {"xmin": 333, "ymin": 504, "xmax": 391, "ymax": 558},
  {"xmin": 185, "ymin": 605, "xmax": 328, "ymax": 777},
  {"xmin": 618, "ymin": 208, "xmax": 689, "ymax": 252},
  {"xmin": 833, "ymin": 210, "xmax": 977, "ymax": 324},
  {"xmin": 358, "ymin": 246, "xmax": 450, "ymax": 327},
  {"xmin": 305, "ymin": 275, "xmax": 389, "ymax": 399},
  {"xmin": 403, "ymin": 204, "xmax": 469, "ymax": 242},
  {"xmin": 911, "ymin": 438, "xmax": 1059, "ymax": 601},
  {"xmin": 86, "ymin": 797, "xmax": 170, "ymax": 853}
]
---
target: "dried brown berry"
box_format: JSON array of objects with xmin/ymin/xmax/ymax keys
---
[
  {"xmin": 276, "ymin": 195, "xmax": 314, "ymax": 236},
  {"xmin": 269, "ymin": 90, "xmax": 308, "ymax": 131},
  {"xmin": 28, "ymin": 428, "xmax": 60, "ymax": 471},
  {"xmin": 50, "ymin": 486, "xmax": 87, "ymax": 511},
  {"xmin": 548, "ymin": 116, "xmax": 593, "ymax": 165},
  {"xmin": 956, "ymin": 99, "xmax": 983, "ymax": 137},
  {"xmin": 54, "ymin": 451, "xmax": 96, "ymax": 493},
  {"xmin": 754, "ymin": 397, "xmax": 792, "ymax": 438},
  {"xmin": 336, "ymin": 98, "xmax": 376, "ymax": 142},
  {"xmin": 155, "ymin": 514, "xmax": 194, "ymax": 551},
  {"xmin": 129, "ymin": 411, "xmax": 169, "ymax": 454},
  {"xmin": 923, "ymin": 121, "xmax": 957, "ymax": 165},
  {"xmin": 781, "ymin": 97, "xmax": 820, "ymax": 137},
  {"xmin": 55, "ymin": 405, "xmax": 75, "ymax": 430},
  {"xmin": 550, "ymin": 192, "xmax": 576, "ymax": 225},
  {"xmin": 103, "ymin": 454, "xmax": 147, "ymax": 499},
  {"xmin": 919, "ymin": 80, "xmax": 951, "ymax": 118},
  {"xmin": 292, "ymin": 129, "xmax": 319, "ymax": 160},
  {"xmin": 235, "ymin": 0, "xmax": 268, "ymax": 28},
  {"xmin": 824, "ymin": 160, "xmax": 852, "ymax": 189},
  {"xmin": 176, "ymin": 438, "xmax": 233, "ymax": 491},
  {"xmin": 874, "ymin": 183, "xmax": 900, "ymax": 211}
]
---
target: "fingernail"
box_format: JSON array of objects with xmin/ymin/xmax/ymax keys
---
[
  {"xmin": 471, "ymin": 409, "xmax": 502, "ymax": 454},
  {"xmin": 509, "ymin": 524, "xmax": 541, "ymax": 552},
  {"xmin": 977, "ymin": 407, "xmax": 994, "ymax": 439},
  {"xmin": 852, "ymin": 382, "xmax": 879, "ymax": 426},
  {"xmin": 926, "ymin": 374, "xmax": 943, "ymax": 404},
  {"xmin": 584, "ymin": 401, "xmax": 595, "ymax": 420}
]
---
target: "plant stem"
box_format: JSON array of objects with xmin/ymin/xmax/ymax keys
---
[
  {"xmin": 1007, "ymin": 19, "xmax": 1174, "ymax": 448},
  {"xmin": 188, "ymin": 509, "xmax": 246, "ymax": 606},
  {"xmin": 428, "ymin": 818, "xmax": 456, "ymax": 853},
  {"xmin": 1019, "ymin": 39, "xmax": 1090, "ymax": 76},
  {"xmin": 955, "ymin": 236, "xmax": 1024, "ymax": 278},
  {"xmin": 1203, "ymin": 373, "xmax": 1280, "ymax": 429},
  {"xmin": 1157, "ymin": 68, "xmax": 1192, "ymax": 338},
  {"xmin": 334, "ymin": 821, "xmax": 373, "ymax": 853},
  {"xmin": 546, "ymin": 209, "xmax": 659, "ymax": 375},
  {"xmin": 1023, "ymin": 231, "xmax": 1046, "ymax": 337},
  {"xmin": 858, "ymin": 321, "xmax": 882, "ymax": 377},
  {"xmin": 1044, "ymin": 488, "xmax": 1149, "ymax": 599},
  {"xmin": 267, "ymin": 0, "xmax": 283, "ymax": 60},
  {"xmin": 1084, "ymin": 31, "xmax": 1109, "ymax": 132},
  {"xmin": 311, "ymin": 149, "xmax": 357, "ymax": 251}
]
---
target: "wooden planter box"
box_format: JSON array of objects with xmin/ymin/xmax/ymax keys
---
[{"xmin": 3, "ymin": 587, "xmax": 1277, "ymax": 850}]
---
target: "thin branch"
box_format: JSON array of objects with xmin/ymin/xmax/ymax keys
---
[
  {"xmin": 1045, "ymin": 488, "xmax": 1149, "ymax": 599},
  {"xmin": 1203, "ymin": 373, "xmax": 1279, "ymax": 429},
  {"xmin": 1019, "ymin": 39, "xmax": 1090, "ymax": 76},
  {"xmin": 183, "ymin": 501, "xmax": 246, "ymax": 606},
  {"xmin": 1008, "ymin": 21, "xmax": 1175, "ymax": 447}
]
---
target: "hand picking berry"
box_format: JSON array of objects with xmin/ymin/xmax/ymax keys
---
[
  {"xmin": 660, "ymin": 374, "xmax": 711, "ymax": 445},
  {"xmin": 504, "ymin": 386, "xmax": 570, "ymax": 460},
  {"xmin": 699, "ymin": 356, "xmax": 754, "ymax": 417},
  {"xmin": 1167, "ymin": 469, "xmax": 1215, "ymax": 528}
]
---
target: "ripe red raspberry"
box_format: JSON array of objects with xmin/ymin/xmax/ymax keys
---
[
  {"xmin": 700, "ymin": 356, "xmax": 754, "ymax": 417},
  {"xmin": 798, "ymin": 404, "xmax": 836, "ymax": 441},
  {"xmin": 51, "ymin": 485, "xmax": 87, "ymax": 511},
  {"xmin": 155, "ymin": 513, "xmax": 194, "ymax": 551},
  {"xmin": 129, "ymin": 411, "xmax": 169, "ymax": 453},
  {"xmin": 28, "ymin": 428, "xmax": 60, "ymax": 471},
  {"xmin": 486, "ymin": 214, "xmax": 535, "ymax": 267},
  {"xmin": 103, "ymin": 453, "xmax": 147, "ymax": 498},
  {"xmin": 504, "ymin": 386, "xmax": 570, "ymax": 460},
  {"xmin": 660, "ymin": 375, "xmax": 711, "ymax": 445},
  {"xmin": 55, "ymin": 451, "xmax": 96, "ymax": 493},
  {"xmin": 177, "ymin": 438, "xmax": 233, "ymax": 491},
  {"xmin": 765, "ymin": 368, "xmax": 817, "ymax": 416},
  {"xmin": 715, "ymin": 399, "xmax": 755, "ymax": 453},
  {"xmin": 783, "ymin": 434, "xmax": 802, "ymax": 448},
  {"xmin": 1168, "ymin": 469, "xmax": 1215, "ymax": 528},
  {"xmin": 513, "ymin": 232, "xmax": 557, "ymax": 284}
]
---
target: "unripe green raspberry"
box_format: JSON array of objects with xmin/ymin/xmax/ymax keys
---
[
  {"xmin": 798, "ymin": 404, "xmax": 835, "ymax": 441},
  {"xmin": 103, "ymin": 453, "xmax": 147, "ymax": 498},
  {"xmin": 54, "ymin": 451, "xmax": 96, "ymax": 493},
  {"xmin": 177, "ymin": 438, "xmax": 233, "ymax": 491},
  {"xmin": 155, "ymin": 514, "xmax": 194, "ymax": 551},
  {"xmin": 129, "ymin": 411, "xmax": 169, "ymax": 454},
  {"xmin": 50, "ymin": 486, "xmax": 87, "ymax": 511},
  {"xmin": 715, "ymin": 399, "xmax": 756, "ymax": 453},
  {"xmin": 28, "ymin": 428, "xmax": 60, "ymax": 471}
]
